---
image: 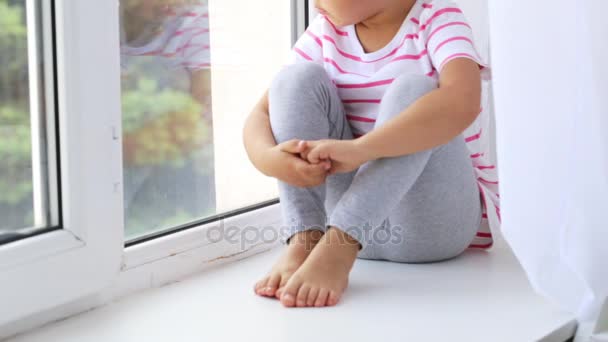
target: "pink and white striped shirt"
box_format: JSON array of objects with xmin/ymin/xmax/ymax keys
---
[
  {"xmin": 286, "ymin": 0, "xmax": 500, "ymax": 249},
  {"xmin": 120, "ymin": 4, "xmax": 210, "ymax": 72}
]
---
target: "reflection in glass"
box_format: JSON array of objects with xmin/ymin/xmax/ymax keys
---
[{"xmin": 119, "ymin": 0, "xmax": 215, "ymax": 240}]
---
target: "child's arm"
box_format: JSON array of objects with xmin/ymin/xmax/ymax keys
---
[
  {"xmin": 190, "ymin": 69, "xmax": 211, "ymax": 107},
  {"xmin": 242, "ymin": 90, "xmax": 278, "ymax": 176},
  {"xmin": 242, "ymin": 90, "xmax": 331, "ymax": 187},
  {"xmin": 354, "ymin": 58, "xmax": 482, "ymax": 161}
]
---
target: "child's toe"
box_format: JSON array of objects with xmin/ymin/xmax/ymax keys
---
[
  {"xmin": 327, "ymin": 290, "xmax": 340, "ymax": 306},
  {"xmin": 280, "ymin": 278, "xmax": 302, "ymax": 307},
  {"xmin": 254, "ymin": 276, "xmax": 269, "ymax": 295},
  {"xmin": 306, "ymin": 287, "xmax": 320, "ymax": 306},
  {"xmin": 296, "ymin": 284, "xmax": 311, "ymax": 307},
  {"xmin": 314, "ymin": 288, "xmax": 329, "ymax": 307},
  {"xmin": 264, "ymin": 273, "xmax": 281, "ymax": 296},
  {"xmin": 274, "ymin": 286, "xmax": 283, "ymax": 299}
]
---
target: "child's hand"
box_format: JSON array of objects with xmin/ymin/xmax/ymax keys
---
[
  {"xmin": 267, "ymin": 139, "xmax": 332, "ymax": 188},
  {"xmin": 302, "ymin": 139, "xmax": 371, "ymax": 175}
]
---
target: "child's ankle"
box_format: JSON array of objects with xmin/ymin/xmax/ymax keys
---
[
  {"xmin": 324, "ymin": 226, "xmax": 362, "ymax": 252},
  {"xmin": 287, "ymin": 229, "xmax": 325, "ymax": 251}
]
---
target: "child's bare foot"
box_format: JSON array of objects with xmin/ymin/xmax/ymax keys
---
[
  {"xmin": 277, "ymin": 226, "xmax": 360, "ymax": 307},
  {"xmin": 253, "ymin": 229, "xmax": 324, "ymax": 298}
]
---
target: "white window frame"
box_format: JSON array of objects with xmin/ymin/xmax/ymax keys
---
[
  {"xmin": 0, "ymin": 0, "xmax": 307, "ymax": 336},
  {"xmin": 0, "ymin": 0, "xmax": 123, "ymax": 326}
]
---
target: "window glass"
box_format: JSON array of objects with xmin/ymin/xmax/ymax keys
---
[
  {"xmin": 0, "ymin": 0, "xmax": 55, "ymax": 243},
  {"xmin": 120, "ymin": 0, "xmax": 291, "ymax": 241}
]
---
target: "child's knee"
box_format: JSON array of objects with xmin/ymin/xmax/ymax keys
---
[
  {"xmin": 380, "ymin": 74, "xmax": 438, "ymax": 112},
  {"xmin": 269, "ymin": 62, "xmax": 329, "ymax": 98}
]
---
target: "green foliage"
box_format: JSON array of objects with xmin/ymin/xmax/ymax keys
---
[
  {"xmin": 0, "ymin": 1, "xmax": 32, "ymax": 211},
  {"xmin": 0, "ymin": 110, "xmax": 32, "ymax": 207},
  {"xmin": 0, "ymin": 1, "xmax": 26, "ymax": 37},
  {"xmin": 121, "ymin": 77, "xmax": 210, "ymax": 168},
  {"xmin": 122, "ymin": 77, "xmax": 202, "ymax": 133},
  {"xmin": 0, "ymin": 1, "xmax": 215, "ymax": 232},
  {"xmin": 0, "ymin": 107, "xmax": 31, "ymax": 166}
]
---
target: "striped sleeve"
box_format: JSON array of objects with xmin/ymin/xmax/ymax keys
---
[
  {"xmin": 420, "ymin": 1, "xmax": 489, "ymax": 75},
  {"xmin": 177, "ymin": 5, "xmax": 211, "ymax": 71},
  {"xmin": 285, "ymin": 15, "xmax": 325, "ymax": 66}
]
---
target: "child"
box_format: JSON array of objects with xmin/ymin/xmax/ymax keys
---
[
  {"xmin": 243, "ymin": 0, "xmax": 500, "ymax": 308},
  {"xmin": 120, "ymin": 0, "xmax": 211, "ymax": 106}
]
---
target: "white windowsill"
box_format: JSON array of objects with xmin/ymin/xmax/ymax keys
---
[{"xmin": 6, "ymin": 234, "xmax": 577, "ymax": 342}]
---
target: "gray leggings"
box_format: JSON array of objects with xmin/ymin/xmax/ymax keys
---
[{"xmin": 268, "ymin": 62, "xmax": 482, "ymax": 263}]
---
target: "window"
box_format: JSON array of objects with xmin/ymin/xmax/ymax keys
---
[
  {"xmin": 0, "ymin": 0, "xmax": 123, "ymax": 326},
  {"xmin": 119, "ymin": 0, "xmax": 295, "ymax": 243},
  {"xmin": 0, "ymin": 0, "xmax": 59, "ymax": 244},
  {"xmin": 0, "ymin": 0, "xmax": 305, "ymax": 335},
  {"xmin": 0, "ymin": 0, "xmax": 303, "ymax": 331}
]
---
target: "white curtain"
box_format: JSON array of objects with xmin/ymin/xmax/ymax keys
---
[{"xmin": 488, "ymin": 1, "xmax": 608, "ymax": 340}]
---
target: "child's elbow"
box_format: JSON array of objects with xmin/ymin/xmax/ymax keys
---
[
  {"xmin": 462, "ymin": 100, "xmax": 482, "ymax": 123},
  {"xmin": 448, "ymin": 88, "xmax": 482, "ymax": 127}
]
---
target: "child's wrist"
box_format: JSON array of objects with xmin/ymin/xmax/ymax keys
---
[
  {"xmin": 353, "ymin": 135, "xmax": 380, "ymax": 162},
  {"xmin": 252, "ymin": 145, "xmax": 278, "ymax": 177}
]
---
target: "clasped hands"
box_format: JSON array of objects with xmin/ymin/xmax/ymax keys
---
[{"xmin": 273, "ymin": 138, "xmax": 373, "ymax": 188}]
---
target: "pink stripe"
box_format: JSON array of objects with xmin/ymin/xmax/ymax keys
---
[
  {"xmin": 141, "ymin": 49, "xmax": 163, "ymax": 56},
  {"xmin": 342, "ymin": 99, "xmax": 382, "ymax": 104},
  {"xmin": 422, "ymin": 3, "xmax": 434, "ymax": 9},
  {"xmin": 470, "ymin": 152, "xmax": 484, "ymax": 158},
  {"xmin": 319, "ymin": 33, "xmax": 419, "ymax": 64},
  {"xmin": 184, "ymin": 45, "xmax": 210, "ymax": 59},
  {"xmin": 426, "ymin": 69, "xmax": 436, "ymax": 77},
  {"xmin": 181, "ymin": 11, "xmax": 208, "ymax": 18},
  {"xmin": 495, "ymin": 204, "xmax": 501, "ymax": 222},
  {"xmin": 321, "ymin": 34, "xmax": 366, "ymax": 61},
  {"xmin": 427, "ymin": 21, "xmax": 471, "ymax": 45},
  {"xmin": 465, "ymin": 128, "xmax": 482, "ymax": 143},
  {"xmin": 433, "ymin": 36, "xmax": 474, "ymax": 54},
  {"xmin": 346, "ymin": 114, "xmax": 376, "ymax": 123},
  {"xmin": 478, "ymin": 177, "xmax": 499, "ymax": 185},
  {"xmin": 324, "ymin": 16, "xmax": 349, "ymax": 36},
  {"xmin": 336, "ymin": 78, "xmax": 394, "ymax": 89},
  {"xmin": 167, "ymin": 9, "xmax": 209, "ymax": 19},
  {"xmin": 468, "ymin": 242, "xmax": 493, "ymax": 249},
  {"xmin": 324, "ymin": 58, "xmax": 370, "ymax": 77},
  {"xmin": 183, "ymin": 62, "xmax": 211, "ymax": 68},
  {"xmin": 476, "ymin": 165, "xmax": 496, "ymax": 170},
  {"xmin": 440, "ymin": 53, "xmax": 477, "ymax": 70},
  {"xmin": 306, "ymin": 30, "xmax": 323, "ymax": 47},
  {"xmin": 476, "ymin": 232, "xmax": 492, "ymax": 238},
  {"xmin": 420, "ymin": 8, "xmax": 463, "ymax": 31},
  {"xmin": 171, "ymin": 28, "xmax": 209, "ymax": 38},
  {"xmin": 181, "ymin": 29, "xmax": 210, "ymax": 50},
  {"xmin": 474, "ymin": 182, "xmax": 495, "ymax": 247},
  {"xmin": 411, "ymin": 17, "xmax": 420, "ymax": 25},
  {"xmin": 164, "ymin": 43, "xmax": 209, "ymax": 58},
  {"xmin": 391, "ymin": 49, "xmax": 428, "ymax": 62},
  {"xmin": 295, "ymin": 48, "xmax": 313, "ymax": 61}
]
